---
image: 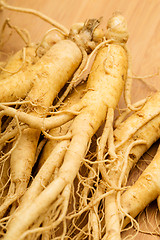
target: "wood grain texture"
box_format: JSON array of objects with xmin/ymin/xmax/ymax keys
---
[{"xmin": 1, "ymin": 0, "xmax": 160, "ymax": 239}]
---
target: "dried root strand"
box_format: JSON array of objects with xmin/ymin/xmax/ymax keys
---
[
  {"xmin": 0, "ymin": 102, "xmax": 81, "ymax": 135},
  {"xmin": 0, "ymin": 0, "xmax": 69, "ymax": 35},
  {"xmin": 19, "ymin": 184, "xmax": 71, "ymax": 240},
  {"xmin": 114, "ymin": 98, "xmax": 146, "ymax": 128},
  {"xmin": 0, "ymin": 18, "xmax": 31, "ymax": 47}
]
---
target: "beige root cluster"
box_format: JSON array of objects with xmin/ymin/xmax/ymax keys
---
[{"xmin": 0, "ymin": 2, "xmax": 160, "ymax": 240}]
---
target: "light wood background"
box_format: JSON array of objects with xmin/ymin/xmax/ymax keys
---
[{"xmin": 1, "ymin": 0, "xmax": 160, "ymax": 239}]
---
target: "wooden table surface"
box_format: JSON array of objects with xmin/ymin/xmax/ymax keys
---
[{"xmin": 1, "ymin": 0, "xmax": 160, "ymax": 239}]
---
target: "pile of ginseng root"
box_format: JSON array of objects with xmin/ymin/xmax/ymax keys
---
[{"xmin": 0, "ymin": 1, "xmax": 160, "ymax": 240}]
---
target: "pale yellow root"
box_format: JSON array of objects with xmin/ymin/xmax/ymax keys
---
[
  {"xmin": 121, "ymin": 144, "xmax": 160, "ymax": 228},
  {"xmin": 117, "ymin": 115, "xmax": 160, "ymax": 183},
  {"xmin": 81, "ymin": 13, "xmax": 129, "ymax": 240},
  {"xmin": 3, "ymin": 132, "xmax": 90, "ymax": 240},
  {"xmin": 0, "ymin": 102, "xmax": 82, "ymax": 133},
  {"xmin": 0, "ymin": 39, "xmax": 81, "ymax": 102},
  {"xmin": 85, "ymin": 95, "xmax": 160, "ymax": 240},
  {"xmin": 3, "ymin": 26, "xmax": 128, "ymax": 240},
  {"xmin": 37, "ymin": 121, "xmax": 72, "ymax": 169},
  {"xmin": 68, "ymin": 190, "xmax": 115, "ymax": 221},
  {"xmin": 0, "ymin": 151, "xmax": 10, "ymax": 205},
  {"xmin": 89, "ymin": 209, "xmax": 99, "ymax": 240},
  {"xmin": 0, "ymin": 42, "xmax": 80, "ymax": 136},
  {"xmin": 106, "ymin": 13, "xmax": 144, "ymax": 112},
  {"xmin": 0, "ymin": 14, "xmax": 126, "ymax": 238},
  {"xmin": 0, "ymin": 43, "xmax": 127, "ymax": 130},
  {"xmin": 0, "ymin": 39, "xmax": 82, "ymax": 217},
  {"xmin": 103, "ymin": 94, "xmax": 160, "ymax": 240},
  {"xmin": 19, "ymin": 184, "xmax": 71, "ymax": 240},
  {"xmin": 114, "ymin": 91, "xmax": 160, "ymax": 149},
  {"xmin": 97, "ymin": 107, "xmax": 115, "ymax": 183},
  {"xmin": 88, "ymin": 185, "xmax": 104, "ymax": 240},
  {"xmin": 104, "ymin": 192, "xmax": 121, "ymax": 240},
  {"xmin": 38, "ymin": 83, "xmax": 86, "ymax": 168},
  {"xmin": 0, "ymin": 19, "xmax": 102, "ymax": 134},
  {"xmin": 104, "ymin": 142, "xmax": 145, "ymax": 240},
  {"xmin": 0, "ymin": 126, "xmax": 38, "ymax": 218},
  {"xmin": 0, "ymin": 42, "xmax": 84, "ymax": 226},
  {"xmin": 79, "ymin": 164, "xmax": 97, "ymax": 208},
  {"xmin": 20, "ymin": 139, "xmax": 69, "ymax": 207}
]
